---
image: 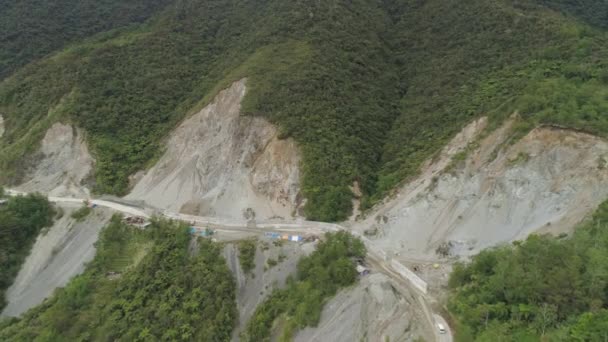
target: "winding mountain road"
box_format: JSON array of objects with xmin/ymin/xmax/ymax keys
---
[{"xmin": 6, "ymin": 189, "xmax": 452, "ymax": 342}]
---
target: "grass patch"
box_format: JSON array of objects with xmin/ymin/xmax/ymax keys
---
[{"xmin": 70, "ymin": 205, "xmax": 92, "ymax": 222}]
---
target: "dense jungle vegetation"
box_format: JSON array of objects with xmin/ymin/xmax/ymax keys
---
[
  {"xmin": 535, "ymin": 0, "xmax": 608, "ymax": 28},
  {"xmin": 0, "ymin": 191, "xmax": 54, "ymax": 312},
  {"xmin": 242, "ymin": 231, "xmax": 366, "ymax": 341},
  {"xmin": 1, "ymin": 0, "xmax": 608, "ymax": 221},
  {"xmin": 0, "ymin": 217, "xmax": 237, "ymax": 341},
  {"xmin": 0, "ymin": 0, "xmax": 172, "ymax": 79},
  {"xmin": 449, "ymin": 200, "xmax": 608, "ymax": 341}
]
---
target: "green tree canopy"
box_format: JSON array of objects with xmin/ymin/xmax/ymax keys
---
[{"xmin": 449, "ymin": 201, "xmax": 608, "ymax": 341}]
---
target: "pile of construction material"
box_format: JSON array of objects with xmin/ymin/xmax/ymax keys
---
[
  {"xmin": 123, "ymin": 216, "xmax": 150, "ymax": 229},
  {"xmin": 263, "ymin": 232, "xmax": 319, "ymax": 242},
  {"xmin": 188, "ymin": 227, "xmax": 215, "ymax": 237}
]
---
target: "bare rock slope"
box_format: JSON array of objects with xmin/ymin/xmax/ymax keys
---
[
  {"xmin": 128, "ymin": 79, "xmax": 301, "ymax": 220},
  {"xmin": 16, "ymin": 122, "xmax": 94, "ymax": 198},
  {"xmin": 356, "ymin": 116, "xmax": 608, "ymax": 260},
  {"xmin": 294, "ymin": 273, "xmax": 428, "ymax": 342},
  {"xmin": 223, "ymin": 239, "xmax": 315, "ymax": 340},
  {"xmin": 1, "ymin": 208, "xmax": 112, "ymax": 317}
]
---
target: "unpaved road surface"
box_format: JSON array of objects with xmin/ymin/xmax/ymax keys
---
[{"xmin": 434, "ymin": 314, "xmax": 452, "ymax": 342}]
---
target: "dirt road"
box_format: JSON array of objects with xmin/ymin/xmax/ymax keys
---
[{"xmin": 433, "ymin": 314, "xmax": 453, "ymax": 342}]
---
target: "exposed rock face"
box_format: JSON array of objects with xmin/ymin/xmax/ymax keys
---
[
  {"xmin": 1, "ymin": 208, "xmax": 112, "ymax": 317},
  {"xmin": 127, "ymin": 79, "xmax": 301, "ymax": 220},
  {"xmin": 294, "ymin": 273, "xmax": 428, "ymax": 342},
  {"xmin": 16, "ymin": 123, "xmax": 94, "ymax": 198},
  {"xmin": 356, "ymin": 117, "xmax": 608, "ymax": 260},
  {"xmin": 223, "ymin": 240, "xmax": 316, "ymax": 340},
  {"xmin": 0, "ymin": 115, "xmax": 4, "ymax": 138}
]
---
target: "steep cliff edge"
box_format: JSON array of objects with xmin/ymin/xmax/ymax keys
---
[
  {"xmin": 127, "ymin": 79, "xmax": 302, "ymax": 220},
  {"xmin": 356, "ymin": 116, "xmax": 608, "ymax": 260}
]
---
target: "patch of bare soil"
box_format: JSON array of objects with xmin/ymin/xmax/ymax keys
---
[
  {"xmin": 127, "ymin": 79, "xmax": 302, "ymax": 220},
  {"xmin": 356, "ymin": 116, "xmax": 608, "ymax": 261},
  {"xmin": 16, "ymin": 123, "xmax": 94, "ymax": 198}
]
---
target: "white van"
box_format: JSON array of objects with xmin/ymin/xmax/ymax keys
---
[{"xmin": 437, "ymin": 323, "xmax": 446, "ymax": 334}]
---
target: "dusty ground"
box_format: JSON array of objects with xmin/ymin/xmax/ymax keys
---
[
  {"xmin": 1, "ymin": 207, "xmax": 112, "ymax": 317},
  {"xmin": 294, "ymin": 273, "xmax": 428, "ymax": 342},
  {"xmin": 128, "ymin": 79, "xmax": 302, "ymax": 220},
  {"xmin": 354, "ymin": 116, "xmax": 608, "ymax": 261},
  {"xmin": 398, "ymin": 259, "xmax": 453, "ymax": 303},
  {"xmin": 223, "ymin": 239, "xmax": 316, "ymax": 340},
  {"xmin": 15, "ymin": 123, "xmax": 94, "ymax": 198}
]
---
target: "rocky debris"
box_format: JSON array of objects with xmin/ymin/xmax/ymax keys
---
[
  {"xmin": 1, "ymin": 207, "xmax": 112, "ymax": 317},
  {"xmin": 127, "ymin": 79, "xmax": 302, "ymax": 220},
  {"xmin": 349, "ymin": 181, "xmax": 363, "ymax": 221},
  {"xmin": 356, "ymin": 116, "xmax": 608, "ymax": 260},
  {"xmin": 15, "ymin": 123, "xmax": 94, "ymax": 198},
  {"xmin": 294, "ymin": 273, "xmax": 428, "ymax": 342},
  {"xmin": 223, "ymin": 239, "xmax": 315, "ymax": 340},
  {"xmin": 124, "ymin": 216, "xmax": 146, "ymax": 225},
  {"xmin": 123, "ymin": 215, "xmax": 149, "ymax": 229}
]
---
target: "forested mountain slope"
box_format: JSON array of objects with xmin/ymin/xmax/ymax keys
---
[
  {"xmin": 0, "ymin": 192, "xmax": 54, "ymax": 312},
  {"xmin": 1, "ymin": 0, "xmax": 608, "ymax": 221},
  {"xmin": 534, "ymin": 0, "xmax": 608, "ymax": 28},
  {"xmin": 0, "ymin": 218, "xmax": 237, "ymax": 341},
  {"xmin": 449, "ymin": 200, "xmax": 608, "ymax": 340},
  {"xmin": 0, "ymin": 0, "xmax": 172, "ymax": 79}
]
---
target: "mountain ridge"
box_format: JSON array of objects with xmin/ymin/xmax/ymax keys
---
[{"xmin": 1, "ymin": 0, "xmax": 608, "ymax": 221}]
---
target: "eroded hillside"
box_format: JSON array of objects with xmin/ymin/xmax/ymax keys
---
[
  {"xmin": 356, "ymin": 116, "xmax": 608, "ymax": 260},
  {"xmin": 15, "ymin": 123, "xmax": 94, "ymax": 198},
  {"xmin": 223, "ymin": 239, "xmax": 315, "ymax": 339},
  {"xmin": 1, "ymin": 208, "xmax": 112, "ymax": 317},
  {"xmin": 294, "ymin": 273, "xmax": 430, "ymax": 342},
  {"xmin": 3, "ymin": 0, "xmax": 608, "ymax": 220},
  {"xmin": 127, "ymin": 80, "xmax": 302, "ymax": 220}
]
